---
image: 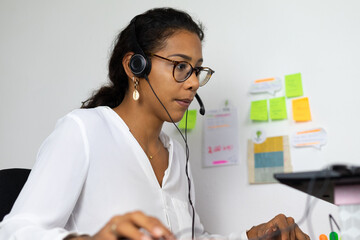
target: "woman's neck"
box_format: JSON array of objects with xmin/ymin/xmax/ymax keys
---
[{"xmin": 112, "ymin": 96, "xmax": 163, "ymax": 148}]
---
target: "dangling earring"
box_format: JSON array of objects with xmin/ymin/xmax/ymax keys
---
[{"xmin": 132, "ymin": 77, "xmax": 140, "ymax": 101}]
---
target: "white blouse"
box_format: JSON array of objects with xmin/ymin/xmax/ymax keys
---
[{"xmin": 0, "ymin": 106, "xmax": 247, "ymax": 240}]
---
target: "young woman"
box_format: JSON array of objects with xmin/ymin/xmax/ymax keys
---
[{"xmin": 0, "ymin": 8, "xmax": 309, "ymax": 240}]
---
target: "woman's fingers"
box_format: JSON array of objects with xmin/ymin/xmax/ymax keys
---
[
  {"xmin": 270, "ymin": 214, "xmax": 290, "ymax": 240},
  {"xmin": 110, "ymin": 220, "xmax": 147, "ymax": 240},
  {"xmin": 91, "ymin": 211, "xmax": 174, "ymax": 240},
  {"xmin": 294, "ymin": 224, "xmax": 310, "ymax": 240},
  {"xmin": 267, "ymin": 214, "xmax": 310, "ymax": 240},
  {"xmin": 109, "ymin": 211, "xmax": 174, "ymax": 240},
  {"xmin": 125, "ymin": 211, "xmax": 174, "ymax": 239},
  {"xmin": 286, "ymin": 217, "xmax": 296, "ymax": 240},
  {"xmin": 253, "ymin": 214, "xmax": 309, "ymax": 240}
]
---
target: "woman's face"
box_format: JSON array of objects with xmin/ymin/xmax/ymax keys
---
[{"xmin": 142, "ymin": 30, "xmax": 203, "ymax": 123}]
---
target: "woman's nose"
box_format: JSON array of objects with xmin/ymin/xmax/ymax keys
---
[{"xmin": 184, "ymin": 71, "xmax": 200, "ymax": 91}]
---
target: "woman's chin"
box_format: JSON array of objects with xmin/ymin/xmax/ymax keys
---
[{"xmin": 165, "ymin": 110, "xmax": 187, "ymax": 123}]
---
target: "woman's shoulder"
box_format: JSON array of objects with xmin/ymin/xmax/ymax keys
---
[
  {"xmin": 67, "ymin": 106, "xmax": 107, "ymax": 118},
  {"xmin": 56, "ymin": 106, "xmax": 111, "ymax": 130},
  {"xmin": 64, "ymin": 106, "xmax": 111, "ymax": 122}
]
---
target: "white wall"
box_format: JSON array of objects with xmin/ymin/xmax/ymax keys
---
[{"xmin": 1, "ymin": 0, "xmax": 359, "ymax": 238}]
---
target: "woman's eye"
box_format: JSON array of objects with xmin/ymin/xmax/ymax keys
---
[{"xmin": 176, "ymin": 63, "xmax": 188, "ymax": 71}]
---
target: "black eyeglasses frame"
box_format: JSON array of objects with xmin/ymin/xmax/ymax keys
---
[{"xmin": 150, "ymin": 53, "xmax": 214, "ymax": 86}]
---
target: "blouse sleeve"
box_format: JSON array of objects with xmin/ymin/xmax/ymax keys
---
[{"xmin": 0, "ymin": 113, "xmax": 90, "ymax": 240}]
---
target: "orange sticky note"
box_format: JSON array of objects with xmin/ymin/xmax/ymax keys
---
[{"xmin": 292, "ymin": 97, "xmax": 311, "ymax": 122}]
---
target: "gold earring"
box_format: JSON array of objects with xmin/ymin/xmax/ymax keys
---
[{"xmin": 132, "ymin": 77, "xmax": 140, "ymax": 101}]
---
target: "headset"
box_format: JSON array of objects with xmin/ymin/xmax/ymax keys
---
[
  {"xmin": 128, "ymin": 17, "xmax": 206, "ymax": 239},
  {"xmin": 128, "ymin": 17, "xmax": 205, "ymax": 115},
  {"xmin": 128, "ymin": 18, "xmax": 152, "ymax": 78}
]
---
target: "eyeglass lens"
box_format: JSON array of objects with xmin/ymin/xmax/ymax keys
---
[
  {"xmin": 197, "ymin": 69, "xmax": 212, "ymax": 87},
  {"xmin": 173, "ymin": 62, "xmax": 212, "ymax": 86}
]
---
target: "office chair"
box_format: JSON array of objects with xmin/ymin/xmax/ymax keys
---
[{"xmin": 0, "ymin": 168, "xmax": 31, "ymax": 221}]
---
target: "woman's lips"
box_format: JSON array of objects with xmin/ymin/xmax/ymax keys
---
[{"xmin": 176, "ymin": 99, "xmax": 192, "ymax": 108}]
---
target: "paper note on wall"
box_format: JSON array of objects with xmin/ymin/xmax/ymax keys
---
[
  {"xmin": 203, "ymin": 108, "xmax": 239, "ymax": 167},
  {"xmin": 250, "ymin": 99, "xmax": 268, "ymax": 121},
  {"xmin": 252, "ymin": 129, "xmax": 267, "ymax": 144},
  {"xmin": 291, "ymin": 128, "xmax": 327, "ymax": 149},
  {"xmin": 247, "ymin": 136, "xmax": 292, "ymax": 184},
  {"xmin": 292, "ymin": 97, "xmax": 312, "ymax": 122},
  {"xmin": 178, "ymin": 109, "xmax": 197, "ymax": 130},
  {"xmin": 269, "ymin": 96, "xmax": 287, "ymax": 120},
  {"xmin": 285, "ymin": 73, "xmax": 303, "ymax": 98},
  {"xmin": 249, "ymin": 77, "xmax": 282, "ymax": 95}
]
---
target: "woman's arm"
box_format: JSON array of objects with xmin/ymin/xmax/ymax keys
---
[{"xmin": 0, "ymin": 114, "xmax": 90, "ymax": 240}]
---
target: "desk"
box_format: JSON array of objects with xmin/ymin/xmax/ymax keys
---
[{"xmin": 274, "ymin": 165, "xmax": 360, "ymax": 240}]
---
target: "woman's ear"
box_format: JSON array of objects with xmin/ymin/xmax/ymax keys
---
[{"xmin": 122, "ymin": 52, "xmax": 135, "ymax": 79}]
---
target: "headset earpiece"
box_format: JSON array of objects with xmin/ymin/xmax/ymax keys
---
[
  {"xmin": 129, "ymin": 53, "xmax": 151, "ymax": 78},
  {"xmin": 129, "ymin": 17, "xmax": 151, "ymax": 78}
]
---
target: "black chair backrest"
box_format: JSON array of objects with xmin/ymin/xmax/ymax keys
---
[{"xmin": 0, "ymin": 168, "xmax": 31, "ymax": 221}]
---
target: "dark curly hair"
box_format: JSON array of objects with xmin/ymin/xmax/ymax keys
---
[{"xmin": 81, "ymin": 8, "xmax": 204, "ymax": 108}]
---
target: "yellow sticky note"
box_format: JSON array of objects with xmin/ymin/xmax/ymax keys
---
[
  {"xmin": 250, "ymin": 100, "xmax": 268, "ymax": 121},
  {"xmin": 178, "ymin": 110, "xmax": 197, "ymax": 129},
  {"xmin": 292, "ymin": 97, "xmax": 312, "ymax": 122},
  {"xmin": 269, "ymin": 96, "xmax": 287, "ymax": 120},
  {"xmin": 285, "ymin": 73, "xmax": 303, "ymax": 98}
]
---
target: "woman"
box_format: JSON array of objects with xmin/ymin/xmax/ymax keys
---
[{"xmin": 0, "ymin": 8, "xmax": 309, "ymax": 240}]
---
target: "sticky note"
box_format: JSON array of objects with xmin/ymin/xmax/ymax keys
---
[
  {"xmin": 291, "ymin": 128, "xmax": 327, "ymax": 149},
  {"xmin": 292, "ymin": 97, "xmax": 311, "ymax": 122},
  {"xmin": 269, "ymin": 96, "xmax": 287, "ymax": 120},
  {"xmin": 285, "ymin": 73, "xmax": 303, "ymax": 98},
  {"xmin": 249, "ymin": 77, "xmax": 282, "ymax": 95},
  {"xmin": 250, "ymin": 100, "xmax": 268, "ymax": 121},
  {"xmin": 178, "ymin": 109, "xmax": 197, "ymax": 130}
]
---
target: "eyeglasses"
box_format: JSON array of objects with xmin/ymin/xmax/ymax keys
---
[{"xmin": 150, "ymin": 54, "xmax": 214, "ymax": 87}]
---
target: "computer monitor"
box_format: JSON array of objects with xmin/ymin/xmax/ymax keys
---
[{"xmin": 274, "ymin": 165, "xmax": 360, "ymax": 205}]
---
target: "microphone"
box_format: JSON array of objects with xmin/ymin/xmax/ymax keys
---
[{"xmin": 195, "ymin": 93, "xmax": 205, "ymax": 115}]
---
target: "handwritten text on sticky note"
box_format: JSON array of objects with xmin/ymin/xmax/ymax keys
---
[
  {"xmin": 250, "ymin": 100, "xmax": 268, "ymax": 121},
  {"xmin": 291, "ymin": 128, "xmax": 327, "ymax": 149},
  {"xmin": 285, "ymin": 73, "xmax": 303, "ymax": 98},
  {"xmin": 250, "ymin": 77, "xmax": 282, "ymax": 95},
  {"xmin": 269, "ymin": 96, "xmax": 287, "ymax": 120},
  {"xmin": 292, "ymin": 97, "xmax": 311, "ymax": 122}
]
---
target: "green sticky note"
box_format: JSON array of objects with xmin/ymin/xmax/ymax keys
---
[
  {"xmin": 250, "ymin": 100, "xmax": 268, "ymax": 121},
  {"xmin": 178, "ymin": 110, "xmax": 197, "ymax": 129},
  {"xmin": 285, "ymin": 73, "xmax": 303, "ymax": 98},
  {"xmin": 269, "ymin": 96, "xmax": 287, "ymax": 120}
]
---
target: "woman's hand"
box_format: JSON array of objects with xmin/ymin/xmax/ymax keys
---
[
  {"xmin": 68, "ymin": 211, "xmax": 175, "ymax": 240},
  {"xmin": 246, "ymin": 214, "xmax": 310, "ymax": 240}
]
